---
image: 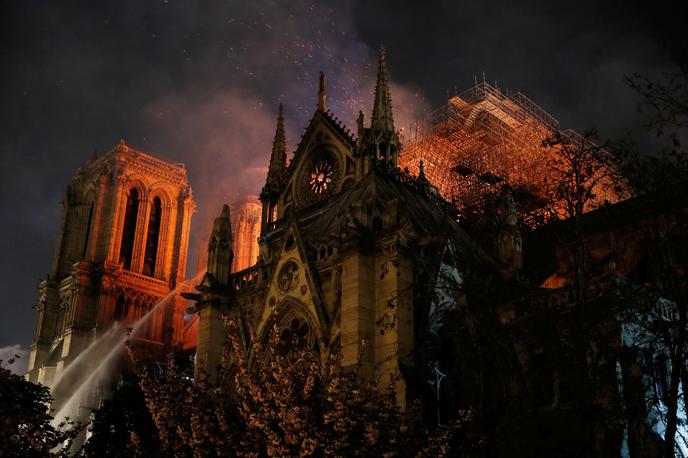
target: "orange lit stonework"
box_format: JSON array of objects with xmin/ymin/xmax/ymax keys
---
[
  {"xmin": 229, "ymin": 195, "xmax": 262, "ymax": 272},
  {"xmin": 27, "ymin": 139, "xmax": 195, "ymax": 385},
  {"xmin": 195, "ymin": 194, "xmax": 262, "ymax": 275}
]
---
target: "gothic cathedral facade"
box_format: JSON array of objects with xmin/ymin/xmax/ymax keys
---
[
  {"xmin": 191, "ymin": 49, "xmax": 508, "ymax": 406},
  {"xmin": 27, "ymin": 140, "xmax": 195, "ymax": 385}
]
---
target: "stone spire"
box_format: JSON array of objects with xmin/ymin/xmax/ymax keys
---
[
  {"xmin": 261, "ymin": 104, "xmax": 287, "ymax": 236},
  {"xmin": 356, "ymin": 47, "xmax": 401, "ymax": 176},
  {"xmin": 267, "ymin": 103, "xmax": 287, "ymax": 188},
  {"xmin": 356, "ymin": 110, "xmax": 365, "ymax": 146},
  {"xmin": 207, "ymin": 204, "xmax": 233, "ymax": 286},
  {"xmin": 371, "ymin": 47, "xmax": 394, "ymax": 133},
  {"xmin": 317, "ymin": 71, "xmax": 327, "ymax": 112}
]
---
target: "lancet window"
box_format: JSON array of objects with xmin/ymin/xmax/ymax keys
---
[
  {"xmin": 143, "ymin": 197, "xmax": 162, "ymax": 277},
  {"xmin": 119, "ymin": 188, "xmax": 139, "ymax": 270}
]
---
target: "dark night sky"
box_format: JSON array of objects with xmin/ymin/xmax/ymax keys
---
[{"xmin": 1, "ymin": 0, "xmax": 684, "ymax": 366}]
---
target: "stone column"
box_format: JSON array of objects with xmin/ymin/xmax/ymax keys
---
[
  {"xmin": 87, "ymin": 173, "xmax": 108, "ymax": 261},
  {"xmin": 340, "ymin": 248, "xmax": 376, "ymax": 377},
  {"xmin": 107, "ymin": 172, "xmax": 128, "ymax": 263},
  {"xmin": 195, "ymin": 300, "xmax": 227, "ymax": 382},
  {"xmin": 175, "ymin": 191, "xmax": 195, "ymax": 284},
  {"xmin": 374, "ymin": 242, "xmax": 413, "ymax": 408}
]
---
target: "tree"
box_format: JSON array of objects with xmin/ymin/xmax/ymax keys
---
[
  {"xmin": 79, "ymin": 373, "xmax": 161, "ymax": 457},
  {"xmin": 622, "ymin": 69, "xmax": 688, "ymax": 196},
  {"xmin": 620, "ymin": 68, "xmax": 688, "ymax": 458},
  {"xmin": 542, "ymin": 128, "xmax": 626, "ymax": 299},
  {"xmin": 0, "ymin": 356, "xmax": 80, "ymax": 457},
  {"xmin": 127, "ymin": 319, "xmax": 477, "ymax": 457}
]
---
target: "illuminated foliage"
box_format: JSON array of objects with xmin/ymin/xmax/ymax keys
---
[{"xmin": 128, "ymin": 321, "xmax": 477, "ymax": 457}]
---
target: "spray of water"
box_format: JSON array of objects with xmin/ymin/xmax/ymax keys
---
[
  {"xmin": 51, "ymin": 272, "xmax": 203, "ymax": 428},
  {"xmin": 48, "ymin": 325, "xmax": 120, "ymax": 397}
]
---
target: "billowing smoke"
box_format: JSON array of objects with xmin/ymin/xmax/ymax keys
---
[
  {"xmin": 141, "ymin": 88, "xmax": 276, "ymax": 219},
  {"xmin": 134, "ymin": 0, "xmax": 431, "ymax": 272}
]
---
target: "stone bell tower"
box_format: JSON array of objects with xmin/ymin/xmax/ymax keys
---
[{"xmin": 27, "ymin": 140, "xmax": 195, "ymax": 385}]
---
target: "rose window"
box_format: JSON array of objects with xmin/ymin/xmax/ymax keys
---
[
  {"xmin": 298, "ymin": 149, "xmax": 340, "ymax": 205},
  {"xmin": 277, "ymin": 261, "xmax": 299, "ymax": 292},
  {"xmin": 308, "ymin": 158, "xmax": 336, "ymax": 194}
]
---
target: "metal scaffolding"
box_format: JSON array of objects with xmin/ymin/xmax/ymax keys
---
[{"xmin": 400, "ymin": 81, "xmax": 603, "ymax": 225}]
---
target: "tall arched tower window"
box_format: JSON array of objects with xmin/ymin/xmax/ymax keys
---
[
  {"xmin": 119, "ymin": 188, "xmax": 139, "ymax": 270},
  {"xmin": 143, "ymin": 197, "xmax": 162, "ymax": 277},
  {"xmin": 81, "ymin": 201, "xmax": 94, "ymax": 259}
]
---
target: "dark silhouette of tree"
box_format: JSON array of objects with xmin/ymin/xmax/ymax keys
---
[
  {"xmin": 0, "ymin": 356, "xmax": 80, "ymax": 457},
  {"xmin": 542, "ymin": 128, "xmax": 626, "ymax": 300},
  {"xmin": 622, "ymin": 69, "xmax": 688, "ymax": 195},
  {"xmin": 79, "ymin": 373, "xmax": 161, "ymax": 457},
  {"xmin": 620, "ymin": 67, "xmax": 688, "ymax": 458}
]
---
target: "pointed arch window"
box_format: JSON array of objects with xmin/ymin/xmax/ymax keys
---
[
  {"xmin": 81, "ymin": 201, "xmax": 94, "ymax": 259},
  {"xmin": 277, "ymin": 317, "xmax": 312, "ymax": 356},
  {"xmin": 119, "ymin": 188, "xmax": 139, "ymax": 270},
  {"xmin": 267, "ymin": 306, "xmax": 320, "ymax": 358},
  {"xmin": 143, "ymin": 197, "xmax": 162, "ymax": 277}
]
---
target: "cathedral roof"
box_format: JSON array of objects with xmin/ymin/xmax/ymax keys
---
[
  {"xmin": 297, "ymin": 166, "xmax": 499, "ymax": 270},
  {"xmin": 75, "ymin": 139, "xmax": 190, "ymax": 188},
  {"xmin": 284, "ymin": 109, "xmax": 356, "ymax": 181}
]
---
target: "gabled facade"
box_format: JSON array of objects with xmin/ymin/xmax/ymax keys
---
[{"xmin": 191, "ymin": 49, "xmax": 503, "ymax": 406}]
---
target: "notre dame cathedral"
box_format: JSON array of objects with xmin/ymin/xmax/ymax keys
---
[
  {"xmin": 28, "ymin": 48, "xmax": 688, "ymax": 455},
  {"xmin": 27, "ymin": 140, "xmax": 195, "ymax": 386},
  {"xmin": 190, "ymin": 50, "xmax": 688, "ymax": 455},
  {"xmin": 190, "ymin": 52, "xmax": 482, "ymax": 407}
]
